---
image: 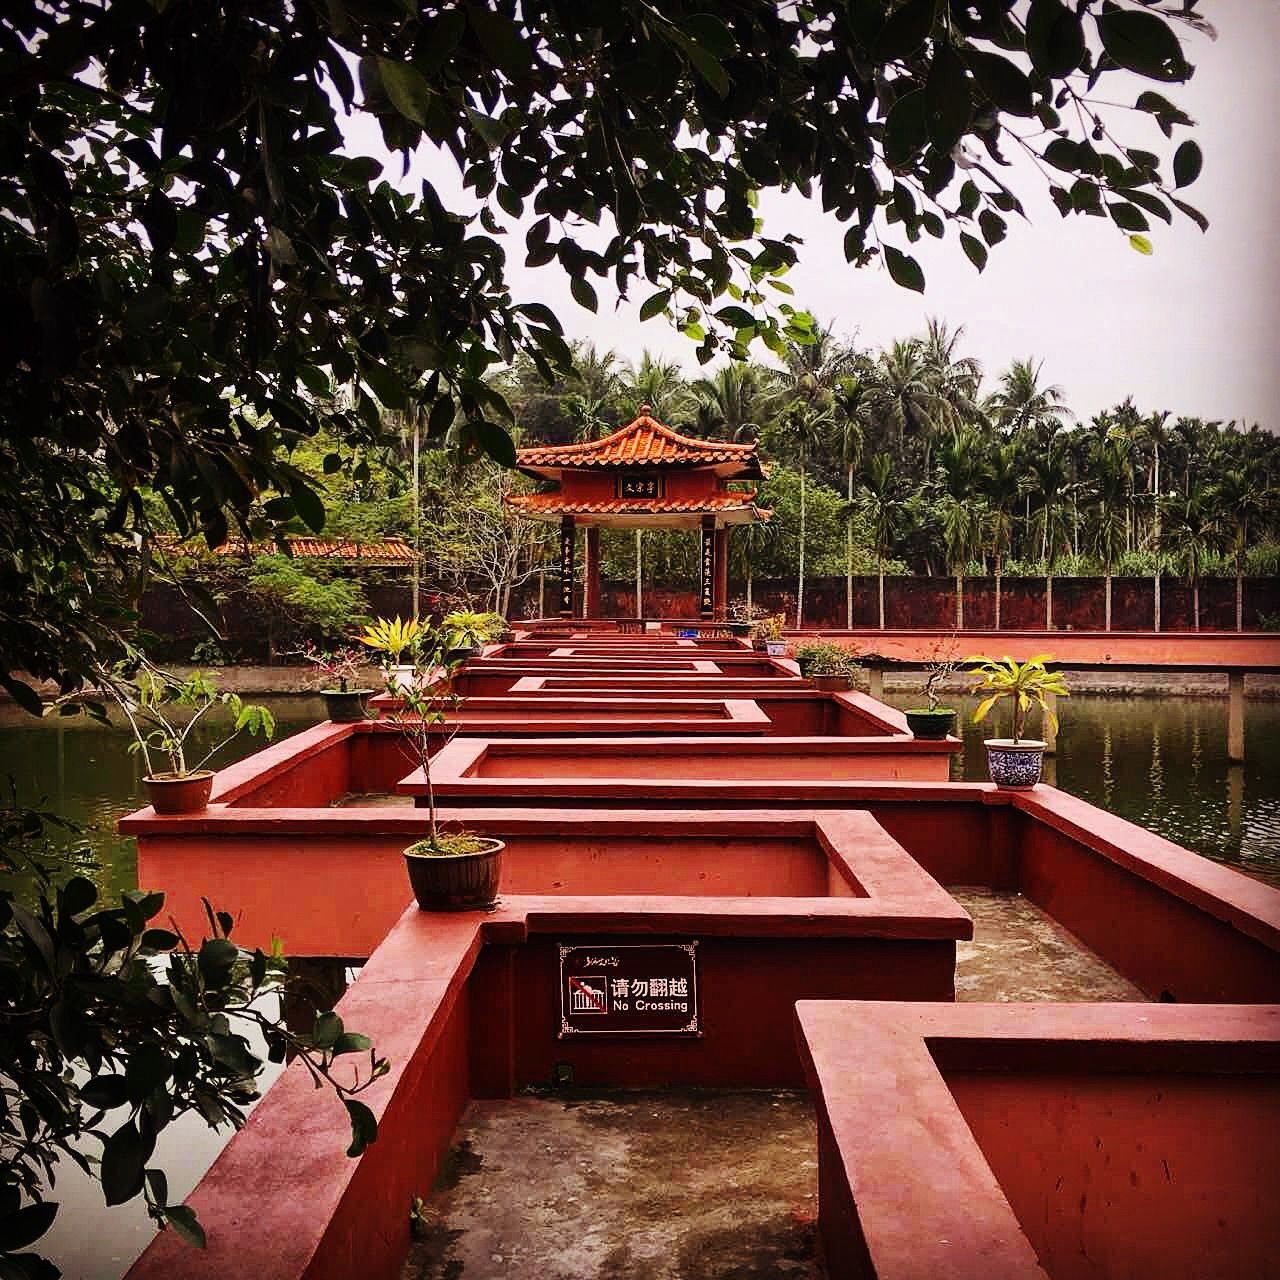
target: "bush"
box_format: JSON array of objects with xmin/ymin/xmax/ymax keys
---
[{"xmin": 245, "ymin": 557, "xmax": 369, "ymax": 657}]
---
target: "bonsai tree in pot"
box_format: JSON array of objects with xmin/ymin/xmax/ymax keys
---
[
  {"xmin": 792, "ymin": 640, "xmax": 858, "ymax": 689},
  {"xmin": 97, "ymin": 659, "xmax": 276, "ymax": 813},
  {"xmin": 357, "ymin": 615, "xmax": 423, "ymax": 690},
  {"xmin": 380, "ymin": 622, "xmax": 504, "ymax": 911},
  {"xmin": 905, "ymin": 640, "xmax": 960, "ymax": 739},
  {"xmin": 966, "ymin": 655, "xmax": 1069, "ymax": 789},
  {"xmin": 727, "ymin": 598, "xmax": 766, "ymax": 639},
  {"xmin": 295, "ymin": 642, "xmax": 374, "ymax": 722},
  {"xmin": 751, "ymin": 613, "xmax": 786, "ymax": 656}
]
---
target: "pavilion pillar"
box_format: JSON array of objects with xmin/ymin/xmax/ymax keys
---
[
  {"xmin": 699, "ymin": 517, "xmax": 715, "ymax": 619},
  {"xmin": 558, "ymin": 514, "xmax": 575, "ymax": 618},
  {"xmin": 584, "ymin": 526, "xmax": 602, "ymax": 619},
  {"xmin": 713, "ymin": 527, "xmax": 729, "ymax": 620}
]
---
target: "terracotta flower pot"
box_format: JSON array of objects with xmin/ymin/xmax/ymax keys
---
[
  {"xmin": 984, "ymin": 739, "xmax": 1047, "ymax": 789},
  {"xmin": 143, "ymin": 770, "xmax": 215, "ymax": 814},
  {"xmin": 905, "ymin": 709, "xmax": 957, "ymax": 739},
  {"xmin": 404, "ymin": 838, "xmax": 505, "ymax": 911},
  {"xmin": 320, "ymin": 688, "xmax": 373, "ymax": 723},
  {"xmin": 812, "ymin": 674, "xmax": 854, "ymax": 691}
]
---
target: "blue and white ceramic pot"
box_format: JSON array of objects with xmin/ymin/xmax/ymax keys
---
[{"xmin": 984, "ymin": 739, "xmax": 1046, "ymax": 789}]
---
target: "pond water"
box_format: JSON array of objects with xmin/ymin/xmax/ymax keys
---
[{"xmin": 1, "ymin": 690, "xmax": 1278, "ymax": 1278}]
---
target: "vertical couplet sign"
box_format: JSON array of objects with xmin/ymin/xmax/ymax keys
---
[
  {"xmin": 558, "ymin": 515, "xmax": 575, "ymax": 616},
  {"xmin": 699, "ymin": 521, "xmax": 715, "ymax": 617},
  {"xmin": 559, "ymin": 941, "xmax": 699, "ymax": 1037}
]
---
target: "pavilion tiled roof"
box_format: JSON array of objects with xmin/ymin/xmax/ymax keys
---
[
  {"xmin": 506, "ymin": 492, "xmax": 766, "ymax": 517},
  {"xmin": 516, "ymin": 410, "xmax": 763, "ymax": 474},
  {"xmin": 160, "ymin": 535, "xmax": 417, "ymax": 563}
]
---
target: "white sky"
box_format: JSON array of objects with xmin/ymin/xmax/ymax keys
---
[{"xmin": 343, "ymin": 0, "xmax": 1280, "ymax": 427}]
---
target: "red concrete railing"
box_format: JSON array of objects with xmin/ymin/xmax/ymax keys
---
[{"xmin": 795, "ymin": 1001, "xmax": 1280, "ymax": 1280}]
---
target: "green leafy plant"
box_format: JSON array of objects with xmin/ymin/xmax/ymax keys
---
[
  {"xmin": 92, "ymin": 659, "xmax": 275, "ymax": 780},
  {"xmin": 0, "ymin": 805, "xmax": 387, "ymax": 1272},
  {"xmin": 966, "ymin": 656, "xmax": 1069, "ymax": 744},
  {"xmin": 441, "ymin": 611, "xmax": 496, "ymax": 653},
  {"xmin": 792, "ymin": 640, "xmax": 857, "ymax": 678},
  {"xmin": 752, "ymin": 613, "xmax": 786, "ymax": 642},
  {"xmin": 357, "ymin": 617, "xmax": 423, "ymax": 668}
]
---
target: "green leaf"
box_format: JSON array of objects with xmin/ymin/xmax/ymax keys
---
[
  {"xmin": 333, "ymin": 1032, "xmax": 373, "ymax": 1056},
  {"xmin": 569, "ymin": 276, "xmax": 597, "ymax": 313},
  {"xmin": 80, "ymin": 1075, "xmax": 131, "ymax": 1111},
  {"xmin": 924, "ymin": 42, "xmax": 970, "ymax": 153},
  {"xmin": 361, "ymin": 360, "xmax": 407, "ymax": 410},
  {"xmin": 677, "ymin": 35, "xmax": 730, "ymax": 96},
  {"xmin": 197, "ymin": 937, "xmax": 239, "ymax": 988},
  {"xmin": 682, "ymin": 13, "xmax": 736, "ymax": 59},
  {"xmin": 1096, "ymin": 9, "xmax": 1189, "ymax": 82},
  {"xmin": 1169, "ymin": 195, "xmax": 1208, "ymax": 232},
  {"xmin": 1173, "ymin": 140, "xmax": 1201, "ymax": 188},
  {"xmin": 473, "ymin": 421, "xmax": 517, "ymax": 468},
  {"xmin": 1, "ymin": 676, "xmax": 43, "ymax": 717},
  {"xmin": 1128, "ymin": 234, "xmax": 1153, "ymax": 255},
  {"xmin": 884, "ymin": 245, "xmax": 925, "ymax": 293},
  {"xmin": 965, "ymin": 50, "xmax": 1034, "ymax": 117},
  {"xmin": 1107, "ymin": 202, "xmax": 1148, "ymax": 232},
  {"xmin": 62, "ymin": 876, "xmax": 97, "ymax": 917},
  {"xmin": 375, "ymin": 58, "xmax": 432, "ymax": 126},
  {"xmin": 978, "ymin": 208, "xmax": 1006, "ymax": 246},
  {"xmin": 872, "ymin": 0, "xmax": 935, "ymax": 61},
  {"xmin": 345, "ymin": 1099, "xmax": 378, "ymax": 1158},
  {"xmin": 959, "ymin": 232, "xmax": 987, "ymax": 272},
  {"xmin": 639, "ymin": 289, "xmax": 671, "ymax": 321},
  {"xmin": 0, "ymin": 1201, "xmax": 58, "ymax": 1252},
  {"xmin": 883, "ymin": 90, "xmax": 927, "ymax": 169},
  {"xmin": 162, "ymin": 1204, "xmax": 206, "ymax": 1249},
  {"xmin": 1025, "ymin": 0, "xmax": 1084, "ymax": 79},
  {"xmin": 288, "ymin": 480, "xmax": 327, "ymax": 534},
  {"xmin": 101, "ymin": 1120, "xmax": 155, "ymax": 1205},
  {"xmin": 714, "ymin": 304, "xmax": 755, "ymax": 328}
]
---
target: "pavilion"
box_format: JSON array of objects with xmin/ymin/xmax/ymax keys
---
[{"xmin": 506, "ymin": 407, "xmax": 771, "ymax": 619}]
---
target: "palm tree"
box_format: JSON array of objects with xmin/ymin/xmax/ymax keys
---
[
  {"xmin": 567, "ymin": 342, "xmax": 623, "ymax": 405},
  {"xmin": 986, "ymin": 357, "xmax": 1072, "ymax": 436},
  {"xmin": 982, "ymin": 441, "xmax": 1022, "ymax": 630},
  {"xmin": 562, "ymin": 392, "xmax": 611, "ymax": 442},
  {"xmin": 1027, "ymin": 440, "xmax": 1074, "ymax": 629},
  {"xmin": 1159, "ymin": 488, "xmax": 1220, "ymax": 631},
  {"xmin": 620, "ymin": 351, "xmax": 696, "ymax": 423},
  {"xmin": 935, "ymin": 428, "xmax": 986, "ymax": 630},
  {"xmin": 919, "ymin": 318, "xmax": 983, "ymax": 435},
  {"xmin": 834, "ymin": 376, "xmax": 869, "ymax": 628},
  {"xmin": 782, "ymin": 400, "xmax": 833, "ymax": 628},
  {"xmin": 859, "ymin": 452, "xmax": 908, "ymax": 630},
  {"xmin": 692, "ymin": 363, "xmax": 777, "ymax": 441},
  {"xmin": 866, "ymin": 338, "xmax": 934, "ymax": 448},
  {"xmin": 1134, "ymin": 409, "xmax": 1174, "ymax": 630},
  {"xmin": 1211, "ymin": 465, "xmax": 1270, "ymax": 631},
  {"xmin": 1087, "ymin": 439, "xmax": 1132, "ymax": 631}
]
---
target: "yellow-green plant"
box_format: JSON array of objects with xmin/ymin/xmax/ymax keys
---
[
  {"xmin": 753, "ymin": 612, "xmax": 786, "ymax": 642},
  {"xmin": 356, "ymin": 616, "xmax": 422, "ymax": 666},
  {"xmin": 966, "ymin": 655, "xmax": 1069, "ymax": 744}
]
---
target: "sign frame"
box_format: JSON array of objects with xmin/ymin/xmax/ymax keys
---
[{"xmin": 558, "ymin": 941, "xmax": 700, "ymax": 1038}]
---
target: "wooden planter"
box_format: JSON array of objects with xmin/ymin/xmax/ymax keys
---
[{"xmin": 404, "ymin": 838, "xmax": 505, "ymax": 911}]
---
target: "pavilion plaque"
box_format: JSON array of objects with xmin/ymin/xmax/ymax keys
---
[
  {"xmin": 618, "ymin": 473, "xmax": 661, "ymax": 499},
  {"xmin": 558, "ymin": 941, "xmax": 699, "ymax": 1037},
  {"xmin": 699, "ymin": 523, "xmax": 715, "ymax": 615}
]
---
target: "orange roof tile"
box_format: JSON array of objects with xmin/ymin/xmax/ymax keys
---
[
  {"xmin": 506, "ymin": 493, "xmax": 770, "ymax": 518},
  {"xmin": 160, "ymin": 536, "xmax": 418, "ymax": 563},
  {"xmin": 517, "ymin": 410, "xmax": 763, "ymax": 473}
]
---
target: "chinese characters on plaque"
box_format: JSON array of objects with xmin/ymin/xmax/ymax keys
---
[
  {"xmin": 618, "ymin": 473, "xmax": 661, "ymax": 500},
  {"xmin": 559, "ymin": 942, "xmax": 699, "ymax": 1036},
  {"xmin": 699, "ymin": 524, "xmax": 715, "ymax": 614},
  {"xmin": 558, "ymin": 519, "xmax": 574, "ymax": 614}
]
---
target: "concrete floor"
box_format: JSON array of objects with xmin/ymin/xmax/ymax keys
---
[
  {"xmin": 402, "ymin": 1091, "xmax": 820, "ymax": 1280},
  {"xmin": 952, "ymin": 887, "xmax": 1145, "ymax": 1002}
]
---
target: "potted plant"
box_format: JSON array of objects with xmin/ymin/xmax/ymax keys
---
[
  {"xmin": 357, "ymin": 616, "xmax": 423, "ymax": 690},
  {"xmin": 479, "ymin": 611, "xmax": 516, "ymax": 644},
  {"xmin": 100, "ymin": 660, "xmax": 276, "ymax": 813},
  {"xmin": 966, "ymin": 655, "xmax": 1069, "ymax": 789},
  {"xmin": 905, "ymin": 641, "xmax": 960, "ymax": 739},
  {"xmin": 441, "ymin": 609, "xmax": 493, "ymax": 663},
  {"xmin": 752, "ymin": 613, "xmax": 786, "ymax": 657},
  {"xmin": 808, "ymin": 644, "xmax": 859, "ymax": 692},
  {"xmin": 380, "ymin": 623, "xmax": 504, "ymax": 910},
  {"xmin": 728, "ymin": 599, "xmax": 765, "ymax": 638},
  {"xmin": 295, "ymin": 642, "xmax": 374, "ymax": 722}
]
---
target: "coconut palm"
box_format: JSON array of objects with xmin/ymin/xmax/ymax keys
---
[
  {"xmin": 1086, "ymin": 438, "xmax": 1133, "ymax": 631},
  {"xmin": 859, "ymin": 452, "xmax": 909, "ymax": 630},
  {"xmin": 1211, "ymin": 465, "xmax": 1271, "ymax": 631},
  {"xmin": 986, "ymin": 357, "xmax": 1072, "ymax": 437},
  {"xmin": 562, "ymin": 392, "xmax": 611, "ymax": 442},
  {"xmin": 834, "ymin": 375, "xmax": 870, "ymax": 628},
  {"xmin": 692, "ymin": 363, "xmax": 778, "ymax": 441},
  {"xmin": 982, "ymin": 440, "xmax": 1023, "ymax": 630},
  {"xmin": 1159, "ymin": 488, "xmax": 1221, "ymax": 631},
  {"xmin": 919, "ymin": 318, "xmax": 983, "ymax": 435},
  {"xmin": 1026, "ymin": 440, "xmax": 1075, "ymax": 629},
  {"xmin": 620, "ymin": 351, "xmax": 696, "ymax": 424},
  {"xmin": 781, "ymin": 400, "xmax": 833, "ymax": 628},
  {"xmin": 935, "ymin": 428, "xmax": 986, "ymax": 630},
  {"xmin": 1135, "ymin": 409, "xmax": 1174, "ymax": 630},
  {"xmin": 866, "ymin": 339, "xmax": 935, "ymax": 447}
]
